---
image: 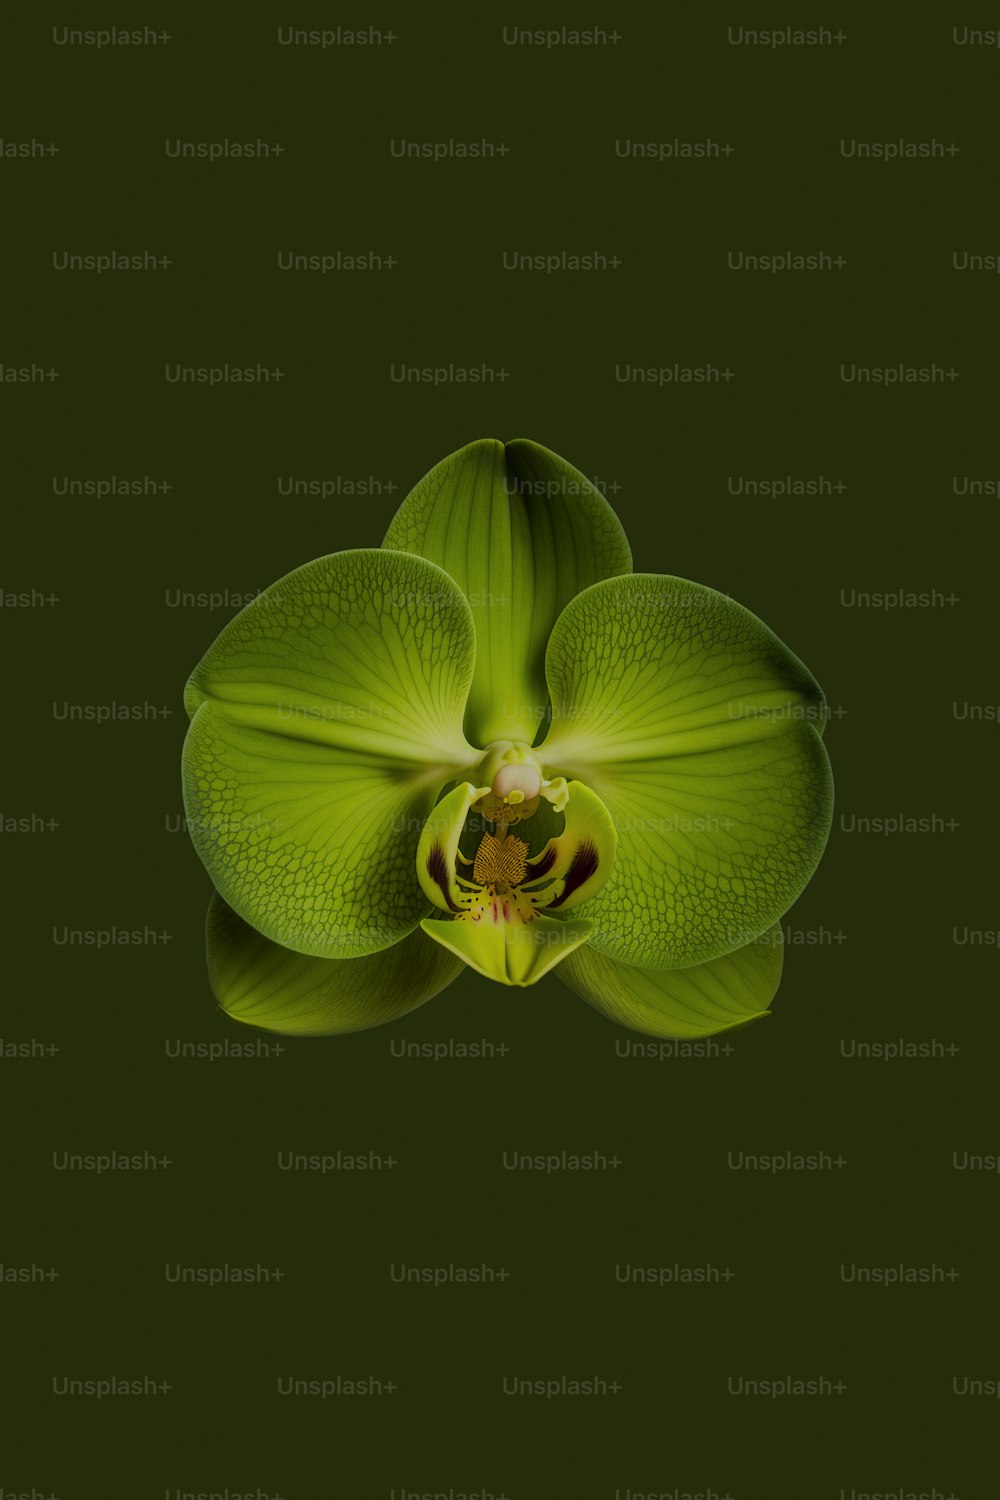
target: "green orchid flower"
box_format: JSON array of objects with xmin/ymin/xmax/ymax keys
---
[{"xmin": 182, "ymin": 439, "xmax": 833, "ymax": 1039}]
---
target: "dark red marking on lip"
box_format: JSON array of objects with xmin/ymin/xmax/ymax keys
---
[
  {"xmin": 526, "ymin": 845, "xmax": 558, "ymax": 880},
  {"xmin": 426, "ymin": 844, "xmax": 463, "ymax": 913},
  {"xmin": 548, "ymin": 841, "xmax": 599, "ymax": 909}
]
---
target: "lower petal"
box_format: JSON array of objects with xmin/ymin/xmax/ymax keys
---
[
  {"xmin": 556, "ymin": 923, "xmax": 783, "ymax": 1038},
  {"xmin": 207, "ymin": 894, "xmax": 463, "ymax": 1036}
]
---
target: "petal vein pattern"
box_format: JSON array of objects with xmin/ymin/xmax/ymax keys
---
[
  {"xmin": 558, "ymin": 923, "xmax": 783, "ymax": 1039},
  {"xmin": 382, "ymin": 438, "xmax": 631, "ymax": 746},
  {"xmin": 182, "ymin": 550, "xmax": 478, "ymax": 959},
  {"xmin": 540, "ymin": 574, "xmax": 833, "ymax": 968}
]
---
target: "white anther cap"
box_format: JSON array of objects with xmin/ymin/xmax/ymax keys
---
[{"xmin": 491, "ymin": 763, "xmax": 542, "ymax": 803}]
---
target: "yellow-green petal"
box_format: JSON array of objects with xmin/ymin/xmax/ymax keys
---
[
  {"xmin": 182, "ymin": 549, "xmax": 478, "ymax": 959},
  {"xmin": 207, "ymin": 894, "xmax": 462, "ymax": 1036},
  {"xmin": 558, "ymin": 924, "xmax": 783, "ymax": 1038},
  {"xmin": 541, "ymin": 574, "xmax": 833, "ymax": 968},
  {"xmin": 383, "ymin": 438, "xmax": 631, "ymax": 747}
]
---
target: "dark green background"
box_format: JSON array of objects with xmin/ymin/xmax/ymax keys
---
[{"xmin": 3, "ymin": 10, "xmax": 996, "ymax": 1498}]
